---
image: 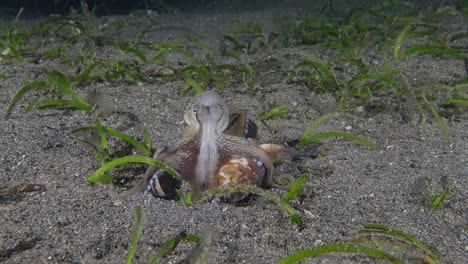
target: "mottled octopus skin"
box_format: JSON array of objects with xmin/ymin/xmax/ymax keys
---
[{"xmin": 120, "ymin": 91, "xmax": 280, "ymax": 201}]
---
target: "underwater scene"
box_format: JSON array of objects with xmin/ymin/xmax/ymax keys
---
[{"xmin": 0, "ymin": 0, "xmax": 466, "ymax": 263}]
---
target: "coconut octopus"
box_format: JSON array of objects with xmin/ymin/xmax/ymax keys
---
[{"xmin": 119, "ymin": 91, "xmax": 282, "ymax": 202}]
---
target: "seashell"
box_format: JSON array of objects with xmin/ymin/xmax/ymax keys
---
[
  {"xmin": 144, "ymin": 169, "xmax": 180, "ymax": 200},
  {"xmin": 224, "ymin": 112, "xmax": 258, "ymax": 139},
  {"xmin": 216, "ymin": 158, "xmax": 267, "ymax": 187}
]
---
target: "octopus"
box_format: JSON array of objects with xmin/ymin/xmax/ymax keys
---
[{"xmin": 120, "ymin": 91, "xmax": 282, "ymax": 202}]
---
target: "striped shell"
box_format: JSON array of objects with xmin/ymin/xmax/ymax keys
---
[
  {"xmin": 216, "ymin": 158, "xmax": 267, "ymax": 188},
  {"xmin": 144, "ymin": 169, "xmax": 180, "ymax": 199}
]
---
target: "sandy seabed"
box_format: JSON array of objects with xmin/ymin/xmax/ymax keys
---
[{"xmin": 1, "ymin": 1, "xmax": 466, "ymax": 263}]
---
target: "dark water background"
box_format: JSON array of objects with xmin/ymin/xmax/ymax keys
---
[{"xmin": 1, "ymin": 0, "xmax": 465, "ymax": 18}]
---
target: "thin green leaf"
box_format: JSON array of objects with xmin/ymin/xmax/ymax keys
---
[
  {"xmin": 290, "ymin": 214, "xmax": 301, "ymax": 224},
  {"xmin": 151, "ymin": 38, "xmax": 188, "ymax": 63},
  {"xmin": 185, "ymin": 66, "xmax": 210, "ymax": 82},
  {"xmin": 67, "ymin": 89, "xmax": 90, "ymax": 106},
  {"xmin": 431, "ymin": 187, "xmax": 450, "ymax": 210},
  {"xmin": 402, "ymin": 44, "xmax": 464, "ymax": 60},
  {"xmin": 185, "ymin": 191, "xmax": 192, "ymax": 205},
  {"xmin": 322, "ymin": 23, "xmax": 339, "ymax": 38},
  {"xmin": 215, "ymin": 74, "xmax": 230, "ymax": 90},
  {"xmin": 135, "ymin": 24, "xmax": 153, "ymax": 43},
  {"xmin": 92, "ymin": 149, "xmax": 108, "ymax": 162},
  {"xmin": 298, "ymin": 131, "xmax": 378, "ymax": 150},
  {"xmin": 176, "ymin": 189, "xmax": 193, "ymax": 206},
  {"xmin": 5, "ymin": 79, "xmax": 50, "ymax": 118},
  {"xmin": 143, "ymin": 128, "xmax": 152, "ymax": 152},
  {"xmin": 74, "ymin": 125, "xmax": 151, "ymax": 155},
  {"xmin": 193, "ymin": 38, "xmax": 214, "ymax": 58},
  {"xmin": 42, "ymin": 68, "xmax": 71, "ymax": 90},
  {"xmin": 125, "ymin": 206, "xmax": 143, "ymax": 264},
  {"xmin": 360, "ymin": 82, "xmax": 389, "ymax": 97},
  {"xmin": 103, "ymin": 127, "xmax": 151, "ymax": 155},
  {"xmin": 75, "ymin": 137, "xmax": 109, "ymax": 161},
  {"xmin": 225, "ymin": 20, "xmax": 263, "ymax": 35},
  {"xmin": 88, "ymin": 155, "xmax": 182, "ymax": 183},
  {"xmin": 120, "ymin": 65, "xmax": 144, "ymax": 86},
  {"xmin": 454, "ymin": 82, "xmax": 468, "ymax": 90},
  {"xmin": 0, "ymin": 53, "xmax": 11, "ymax": 61},
  {"xmin": 175, "ymin": 189, "xmax": 185, "ymax": 206},
  {"xmin": 443, "ymin": 97, "xmax": 468, "ymax": 105},
  {"xmin": 118, "ymin": 42, "xmax": 148, "ymax": 63},
  {"xmin": 94, "ymin": 121, "xmax": 109, "ymax": 152},
  {"xmin": 361, "ymin": 224, "xmax": 438, "ymax": 261},
  {"xmin": 277, "ymin": 243, "xmax": 404, "ymax": 264},
  {"xmin": 300, "ymin": 113, "xmax": 336, "ymax": 141},
  {"xmin": 184, "ymin": 234, "xmax": 201, "ymax": 243},
  {"xmin": 184, "ymin": 71, "xmax": 205, "ymax": 93},
  {"xmin": 42, "ymin": 68, "xmax": 91, "ymax": 105},
  {"xmin": 352, "ymin": 72, "xmax": 401, "ymax": 95},
  {"xmin": 149, "ymin": 233, "xmax": 200, "ymax": 264},
  {"xmin": 25, "ymin": 99, "xmax": 92, "ymax": 112},
  {"xmin": 450, "ymin": 32, "xmax": 468, "ymax": 41},
  {"xmin": 153, "ymin": 47, "xmax": 172, "ymax": 62},
  {"xmin": 282, "ymin": 173, "xmax": 309, "ymax": 202},
  {"xmin": 75, "ymin": 61, "xmax": 100, "ymax": 85},
  {"xmin": 394, "ymin": 23, "xmax": 413, "ymax": 58},
  {"xmin": 90, "ymin": 173, "xmax": 113, "ymax": 184},
  {"xmin": 222, "ymin": 35, "xmax": 245, "ymax": 51},
  {"xmin": 107, "ymin": 62, "xmax": 143, "ymax": 85},
  {"xmin": 297, "ymin": 60, "xmax": 338, "ymax": 84},
  {"xmin": 259, "ymin": 104, "xmax": 290, "ymax": 120}
]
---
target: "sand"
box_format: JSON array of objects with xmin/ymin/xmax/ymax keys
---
[{"xmin": 1, "ymin": 1, "xmax": 466, "ymax": 263}]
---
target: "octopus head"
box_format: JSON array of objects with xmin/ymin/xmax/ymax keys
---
[{"xmin": 184, "ymin": 91, "xmax": 229, "ymax": 134}]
